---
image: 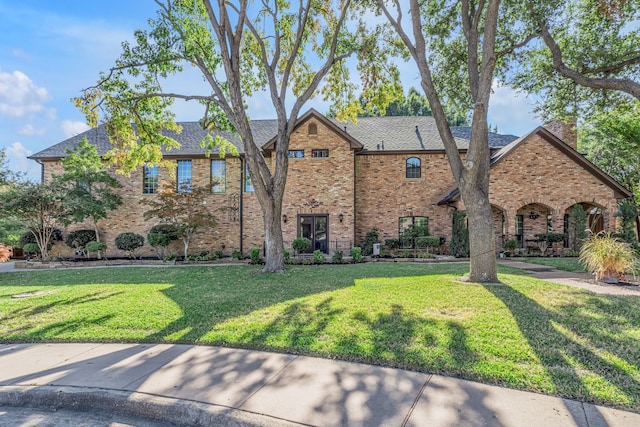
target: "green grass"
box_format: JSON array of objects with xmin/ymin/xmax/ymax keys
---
[
  {"xmin": 1, "ymin": 263, "xmax": 639, "ymax": 411},
  {"xmin": 520, "ymin": 257, "xmax": 586, "ymax": 272}
]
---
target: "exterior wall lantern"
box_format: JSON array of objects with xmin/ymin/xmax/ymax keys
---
[
  {"xmin": 338, "ymin": 213, "xmax": 344, "ymax": 223},
  {"xmin": 282, "ymin": 214, "xmax": 288, "ymax": 223},
  {"xmin": 528, "ymin": 211, "xmax": 540, "ymax": 220}
]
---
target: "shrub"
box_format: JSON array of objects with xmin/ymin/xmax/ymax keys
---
[
  {"xmin": 86, "ymin": 241, "xmax": 107, "ymax": 259},
  {"xmin": 147, "ymin": 233, "xmax": 172, "ymax": 259},
  {"xmin": 149, "ymin": 224, "xmax": 179, "ymax": 239},
  {"xmin": 384, "ymin": 239, "xmax": 400, "ymax": 250},
  {"xmin": 351, "ymin": 246, "xmax": 363, "ymax": 263},
  {"xmin": 450, "ymin": 210, "xmax": 469, "ymax": 257},
  {"xmin": 313, "ymin": 250, "xmax": 326, "ymax": 264},
  {"xmin": 534, "ymin": 232, "xmax": 566, "ymax": 256},
  {"xmin": 569, "ymin": 204, "xmax": 588, "ymax": 252},
  {"xmin": 579, "ymin": 232, "xmax": 638, "ymax": 282},
  {"xmin": 361, "ymin": 228, "xmax": 379, "ymax": 256},
  {"xmin": 0, "ymin": 245, "xmax": 10, "ymax": 262},
  {"xmin": 292, "ymin": 237, "xmax": 311, "ymax": 255},
  {"xmin": 115, "ymin": 232, "xmax": 144, "ymax": 258},
  {"xmin": 22, "ymin": 243, "xmax": 40, "ymax": 255},
  {"xmin": 415, "ymin": 236, "xmax": 441, "ymax": 252},
  {"xmin": 331, "ymin": 250, "xmax": 343, "ymax": 264},
  {"xmin": 65, "ymin": 229, "xmax": 97, "ymax": 253},
  {"xmin": 616, "ymin": 200, "xmax": 639, "ymax": 250},
  {"xmin": 215, "ymin": 250, "xmax": 224, "ymax": 259},
  {"xmin": 250, "ymin": 248, "xmax": 262, "ymax": 264},
  {"xmin": 232, "ymin": 250, "xmax": 244, "ymax": 260},
  {"xmin": 19, "ymin": 228, "xmax": 63, "ymax": 248},
  {"xmin": 503, "ymin": 239, "xmax": 518, "ymax": 253}
]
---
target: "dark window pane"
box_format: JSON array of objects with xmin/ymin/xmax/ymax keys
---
[{"xmin": 312, "ymin": 149, "xmax": 329, "ymax": 158}]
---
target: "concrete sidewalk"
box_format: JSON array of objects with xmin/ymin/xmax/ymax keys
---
[{"xmin": 1, "ymin": 343, "xmax": 639, "ymax": 426}]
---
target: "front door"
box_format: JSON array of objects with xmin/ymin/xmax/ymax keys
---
[{"xmin": 298, "ymin": 215, "xmax": 328, "ymax": 253}]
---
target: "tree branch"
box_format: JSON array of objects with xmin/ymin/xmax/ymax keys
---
[{"xmin": 529, "ymin": 1, "xmax": 640, "ymax": 100}]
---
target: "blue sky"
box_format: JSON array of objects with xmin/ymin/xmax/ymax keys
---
[{"xmin": 0, "ymin": 1, "xmax": 541, "ymax": 182}]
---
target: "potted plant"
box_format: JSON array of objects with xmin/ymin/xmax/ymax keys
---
[{"xmin": 579, "ymin": 232, "xmax": 637, "ymax": 283}]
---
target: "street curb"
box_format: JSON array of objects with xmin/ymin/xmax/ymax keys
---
[{"xmin": 0, "ymin": 385, "xmax": 302, "ymax": 427}]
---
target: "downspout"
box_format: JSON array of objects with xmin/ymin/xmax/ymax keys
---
[{"xmin": 239, "ymin": 157, "xmax": 244, "ymax": 254}]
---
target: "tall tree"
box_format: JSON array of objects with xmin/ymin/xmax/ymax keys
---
[
  {"xmin": 375, "ymin": 0, "xmax": 534, "ymax": 282},
  {"xmin": 56, "ymin": 138, "xmax": 123, "ymax": 242},
  {"xmin": 376, "ymin": 0, "xmax": 639, "ymax": 282},
  {"xmin": 76, "ymin": 0, "xmax": 399, "ymax": 272}
]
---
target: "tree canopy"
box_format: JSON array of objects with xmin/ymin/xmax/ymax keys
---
[
  {"xmin": 76, "ymin": 0, "xmax": 400, "ymax": 272},
  {"xmin": 509, "ymin": 0, "xmax": 640, "ymax": 121}
]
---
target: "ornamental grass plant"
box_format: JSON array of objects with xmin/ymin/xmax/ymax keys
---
[{"xmin": 579, "ymin": 232, "xmax": 638, "ymax": 281}]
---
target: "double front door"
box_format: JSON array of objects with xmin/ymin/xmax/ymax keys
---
[{"xmin": 298, "ymin": 215, "xmax": 328, "ymax": 253}]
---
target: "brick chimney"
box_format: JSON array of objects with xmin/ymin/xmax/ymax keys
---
[{"xmin": 546, "ymin": 118, "xmax": 578, "ymax": 150}]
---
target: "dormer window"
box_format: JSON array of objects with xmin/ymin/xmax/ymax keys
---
[{"xmin": 308, "ymin": 123, "xmax": 318, "ymax": 135}]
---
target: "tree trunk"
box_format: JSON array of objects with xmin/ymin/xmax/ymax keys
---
[
  {"xmin": 261, "ymin": 197, "xmax": 285, "ymax": 273},
  {"xmin": 183, "ymin": 236, "xmax": 189, "ymax": 260},
  {"xmin": 461, "ymin": 186, "xmax": 498, "ymax": 282}
]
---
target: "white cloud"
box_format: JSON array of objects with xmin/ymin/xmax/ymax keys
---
[
  {"xmin": 61, "ymin": 120, "xmax": 91, "ymax": 138},
  {"xmin": 5, "ymin": 142, "xmax": 41, "ymax": 182},
  {"xmin": 12, "ymin": 48, "xmax": 32, "ymax": 60},
  {"xmin": 488, "ymin": 81, "xmax": 541, "ymax": 136},
  {"xmin": 0, "ymin": 69, "xmax": 51, "ymax": 118},
  {"xmin": 18, "ymin": 124, "xmax": 46, "ymax": 136}
]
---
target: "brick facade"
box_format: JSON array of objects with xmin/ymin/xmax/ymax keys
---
[{"xmin": 38, "ymin": 113, "xmax": 631, "ymax": 258}]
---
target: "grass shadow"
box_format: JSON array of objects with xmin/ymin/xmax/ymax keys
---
[{"xmin": 485, "ymin": 283, "xmax": 640, "ymax": 409}]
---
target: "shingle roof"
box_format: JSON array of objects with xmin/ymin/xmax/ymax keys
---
[
  {"xmin": 30, "ymin": 113, "xmax": 518, "ymax": 160},
  {"xmin": 332, "ymin": 116, "xmax": 517, "ymax": 152}
]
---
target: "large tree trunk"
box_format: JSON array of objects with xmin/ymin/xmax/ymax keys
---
[
  {"xmin": 262, "ymin": 198, "xmax": 285, "ymax": 273},
  {"xmin": 461, "ymin": 185, "xmax": 498, "ymax": 282}
]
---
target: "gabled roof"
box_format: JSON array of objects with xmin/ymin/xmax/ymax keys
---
[
  {"xmin": 438, "ymin": 126, "xmax": 632, "ymax": 205},
  {"xmin": 261, "ymin": 109, "xmax": 363, "ymax": 151},
  {"xmin": 30, "ymin": 111, "xmax": 518, "ymax": 160}
]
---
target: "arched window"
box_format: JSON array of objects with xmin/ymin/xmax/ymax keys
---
[
  {"xmin": 406, "ymin": 157, "xmax": 421, "ymax": 178},
  {"xmin": 308, "ymin": 123, "xmax": 318, "ymax": 135}
]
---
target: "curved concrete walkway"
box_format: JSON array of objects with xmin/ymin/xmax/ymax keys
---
[
  {"xmin": 498, "ymin": 260, "xmax": 640, "ymax": 296},
  {"xmin": 1, "ymin": 343, "xmax": 639, "ymax": 427}
]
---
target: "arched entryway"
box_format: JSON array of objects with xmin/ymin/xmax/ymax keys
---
[
  {"xmin": 515, "ymin": 203, "xmax": 553, "ymax": 252},
  {"xmin": 563, "ymin": 202, "xmax": 605, "ymax": 251}
]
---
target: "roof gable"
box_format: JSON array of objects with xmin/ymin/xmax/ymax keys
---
[
  {"xmin": 439, "ymin": 127, "xmax": 632, "ymax": 204},
  {"xmin": 261, "ymin": 109, "xmax": 363, "ymax": 151}
]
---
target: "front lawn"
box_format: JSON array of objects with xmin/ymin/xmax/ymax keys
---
[{"xmin": 1, "ymin": 263, "xmax": 639, "ymax": 411}]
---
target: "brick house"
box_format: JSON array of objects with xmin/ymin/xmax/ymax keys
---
[{"xmin": 30, "ymin": 109, "xmax": 632, "ymax": 258}]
